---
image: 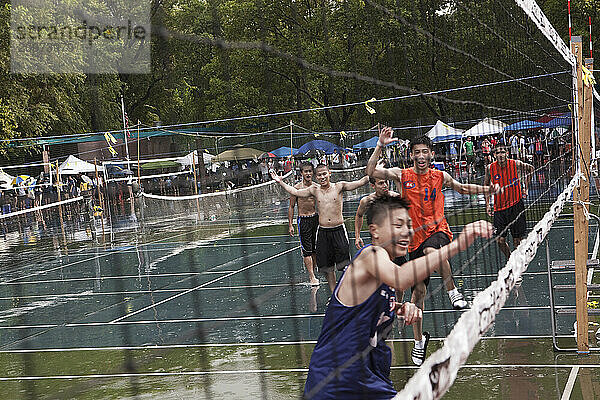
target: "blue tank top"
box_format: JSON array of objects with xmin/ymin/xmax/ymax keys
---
[{"xmin": 304, "ymin": 245, "xmax": 398, "ymax": 400}]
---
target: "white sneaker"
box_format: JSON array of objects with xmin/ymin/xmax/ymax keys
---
[
  {"xmin": 411, "ymin": 332, "xmax": 430, "ymax": 366},
  {"xmin": 449, "ymin": 291, "xmax": 468, "ymax": 310},
  {"xmin": 515, "ymin": 275, "xmax": 523, "ymax": 286}
]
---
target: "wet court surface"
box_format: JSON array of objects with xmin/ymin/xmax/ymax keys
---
[{"xmin": 0, "ymin": 208, "xmax": 599, "ymax": 398}]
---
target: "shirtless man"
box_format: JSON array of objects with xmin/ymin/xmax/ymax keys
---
[
  {"xmin": 271, "ymin": 165, "xmax": 369, "ymax": 292},
  {"xmin": 289, "ymin": 162, "xmax": 320, "ymax": 285},
  {"xmin": 354, "ymin": 175, "xmax": 399, "ymax": 250},
  {"xmin": 367, "ymin": 127, "xmax": 499, "ymax": 366}
]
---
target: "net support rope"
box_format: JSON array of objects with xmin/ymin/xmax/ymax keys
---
[{"xmin": 394, "ymin": 171, "xmax": 581, "ymax": 400}]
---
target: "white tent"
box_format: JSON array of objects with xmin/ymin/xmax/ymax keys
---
[
  {"xmin": 426, "ymin": 121, "xmax": 464, "ymax": 143},
  {"xmin": 177, "ymin": 150, "xmax": 214, "ymax": 166},
  {"xmin": 462, "ymin": 118, "xmax": 507, "ymax": 137},
  {"xmin": 58, "ymin": 155, "xmax": 104, "ymax": 175},
  {"xmin": 0, "ymin": 169, "xmax": 14, "ymax": 189}
]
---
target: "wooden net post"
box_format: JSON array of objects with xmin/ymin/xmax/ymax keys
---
[{"xmin": 572, "ymin": 36, "xmax": 590, "ymax": 353}]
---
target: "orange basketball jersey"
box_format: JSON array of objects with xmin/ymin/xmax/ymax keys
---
[
  {"xmin": 489, "ymin": 159, "xmax": 522, "ymax": 211},
  {"xmin": 401, "ymin": 168, "xmax": 453, "ymax": 252}
]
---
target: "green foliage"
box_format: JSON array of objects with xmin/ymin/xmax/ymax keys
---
[{"xmin": 0, "ymin": 0, "xmax": 580, "ymax": 158}]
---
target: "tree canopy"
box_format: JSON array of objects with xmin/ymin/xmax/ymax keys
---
[{"xmin": 0, "ymin": 0, "xmax": 591, "ymax": 159}]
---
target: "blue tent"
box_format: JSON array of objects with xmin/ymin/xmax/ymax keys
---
[
  {"xmin": 296, "ymin": 140, "xmax": 344, "ymax": 155},
  {"xmin": 504, "ymin": 120, "xmax": 544, "ymax": 131},
  {"xmin": 541, "ymin": 114, "xmax": 572, "ymax": 128},
  {"xmin": 352, "ymin": 136, "xmax": 379, "ymax": 151},
  {"xmin": 270, "ymin": 146, "xmax": 297, "ymax": 157}
]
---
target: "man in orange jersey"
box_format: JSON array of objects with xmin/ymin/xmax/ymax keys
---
[
  {"xmin": 484, "ymin": 145, "xmax": 533, "ymax": 260},
  {"xmin": 366, "ymin": 126, "xmax": 499, "ymax": 366}
]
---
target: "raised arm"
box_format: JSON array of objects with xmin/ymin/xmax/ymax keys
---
[
  {"xmin": 366, "ymin": 126, "xmax": 402, "ymax": 182},
  {"xmin": 288, "ymin": 194, "xmax": 297, "ymax": 236},
  {"xmin": 366, "ymin": 220, "xmax": 494, "ymax": 290},
  {"xmin": 340, "ymin": 175, "xmax": 369, "ymax": 192},
  {"xmin": 443, "ymin": 171, "xmax": 499, "ymax": 195},
  {"xmin": 270, "ymin": 170, "xmax": 315, "ymax": 197},
  {"xmin": 354, "ymin": 197, "xmax": 369, "ymax": 249}
]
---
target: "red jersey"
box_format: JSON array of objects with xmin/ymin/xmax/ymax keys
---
[
  {"xmin": 489, "ymin": 159, "xmax": 523, "ymax": 211},
  {"xmin": 401, "ymin": 168, "xmax": 453, "ymax": 252}
]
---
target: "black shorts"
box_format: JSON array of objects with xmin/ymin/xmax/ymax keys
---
[
  {"xmin": 315, "ymin": 225, "xmax": 350, "ymax": 274},
  {"xmin": 494, "ymin": 199, "xmax": 526, "ymax": 239},
  {"xmin": 298, "ymin": 214, "xmax": 318, "ymax": 257},
  {"xmin": 408, "ymin": 231, "xmax": 451, "ymax": 287}
]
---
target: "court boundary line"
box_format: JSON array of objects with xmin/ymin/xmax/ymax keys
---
[
  {"xmin": 1, "ymin": 268, "xmax": 569, "ymax": 288},
  {"xmin": 0, "ymin": 334, "xmax": 578, "ymax": 353},
  {"xmin": 561, "ymin": 366, "xmax": 579, "ymax": 400},
  {"xmin": 108, "ymin": 246, "xmax": 299, "ymax": 324},
  {"xmin": 0, "ymin": 364, "xmax": 598, "ymax": 381},
  {"xmin": 0, "ymin": 305, "xmax": 558, "ymax": 330}
]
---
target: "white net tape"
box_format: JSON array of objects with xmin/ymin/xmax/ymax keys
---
[
  {"xmin": 0, "ymin": 196, "xmax": 83, "ymax": 220},
  {"xmin": 394, "ymin": 171, "xmax": 580, "ymax": 400},
  {"xmin": 514, "ymin": 0, "xmax": 575, "ymax": 66},
  {"xmin": 137, "ymin": 166, "xmax": 370, "ymax": 223},
  {"xmin": 141, "ymin": 170, "xmax": 294, "ymax": 201}
]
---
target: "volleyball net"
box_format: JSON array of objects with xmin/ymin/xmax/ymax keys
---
[{"xmin": 2, "ymin": 0, "xmax": 599, "ymax": 399}]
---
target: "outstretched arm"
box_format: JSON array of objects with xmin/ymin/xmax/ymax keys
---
[
  {"xmin": 270, "ymin": 170, "xmax": 314, "ymax": 197},
  {"xmin": 443, "ymin": 171, "xmax": 499, "ymax": 195},
  {"xmin": 365, "ymin": 220, "xmax": 494, "ymax": 290},
  {"xmin": 341, "ymin": 175, "xmax": 369, "ymax": 192}
]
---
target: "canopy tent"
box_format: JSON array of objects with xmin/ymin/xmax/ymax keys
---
[
  {"xmin": 212, "ymin": 145, "xmax": 264, "ymax": 162},
  {"xmin": 503, "ymin": 120, "xmax": 544, "ymax": 131},
  {"xmin": 296, "ymin": 139, "xmax": 344, "ymax": 155},
  {"xmin": 541, "ymin": 114, "xmax": 572, "ymax": 129},
  {"xmin": 426, "ymin": 121, "xmax": 464, "ymax": 143},
  {"xmin": 177, "ymin": 150, "xmax": 213, "ymax": 166},
  {"xmin": 140, "ymin": 160, "xmax": 181, "ymax": 170},
  {"xmin": 352, "ymin": 136, "xmax": 379, "ymax": 151},
  {"xmin": 0, "ymin": 170, "xmax": 14, "ymax": 190},
  {"xmin": 269, "ymin": 146, "xmax": 297, "ymax": 157},
  {"xmin": 462, "ymin": 118, "xmax": 507, "ymax": 137},
  {"xmin": 59, "ymin": 155, "xmax": 104, "ymax": 175}
]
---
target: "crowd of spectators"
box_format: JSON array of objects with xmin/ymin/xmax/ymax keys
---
[{"xmin": 0, "ymin": 129, "xmax": 569, "ymax": 216}]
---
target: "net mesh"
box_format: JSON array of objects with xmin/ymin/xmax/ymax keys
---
[{"xmin": 0, "ymin": 0, "xmax": 596, "ymax": 399}]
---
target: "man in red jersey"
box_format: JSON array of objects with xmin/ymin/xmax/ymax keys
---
[
  {"xmin": 366, "ymin": 126, "xmax": 499, "ymax": 366},
  {"xmin": 484, "ymin": 145, "xmax": 533, "ymax": 259}
]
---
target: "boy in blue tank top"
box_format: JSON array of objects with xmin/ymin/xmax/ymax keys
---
[{"xmin": 304, "ymin": 196, "xmax": 493, "ymax": 399}]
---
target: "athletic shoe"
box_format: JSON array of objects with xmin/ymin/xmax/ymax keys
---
[
  {"xmin": 515, "ymin": 275, "xmax": 523, "ymax": 286},
  {"xmin": 449, "ymin": 291, "xmax": 468, "ymax": 310},
  {"xmin": 411, "ymin": 332, "xmax": 430, "ymax": 366}
]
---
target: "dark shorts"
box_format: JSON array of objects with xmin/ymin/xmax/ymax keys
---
[
  {"xmin": 494, "ymin": 199, "xmax": 526, "ymax": 239},
  {"xmin": 408, "ymin": 231, "xmax": 451, "ymax": 287},
  {"xmin": 315, "ymin": 225, "xmax": 350, "ymax": 274},
  {"xmin": 298, "ymin": 214, "xmax": 318, "ymax": 257}
]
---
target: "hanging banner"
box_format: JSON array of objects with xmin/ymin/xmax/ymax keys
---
[
  {"xmin": 365, "ymin": 97, "xmax": 377, "ymax": 114},
  {"xmin": 104, "ymin": 132, "xmax": 118, "ymax": 157}
]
